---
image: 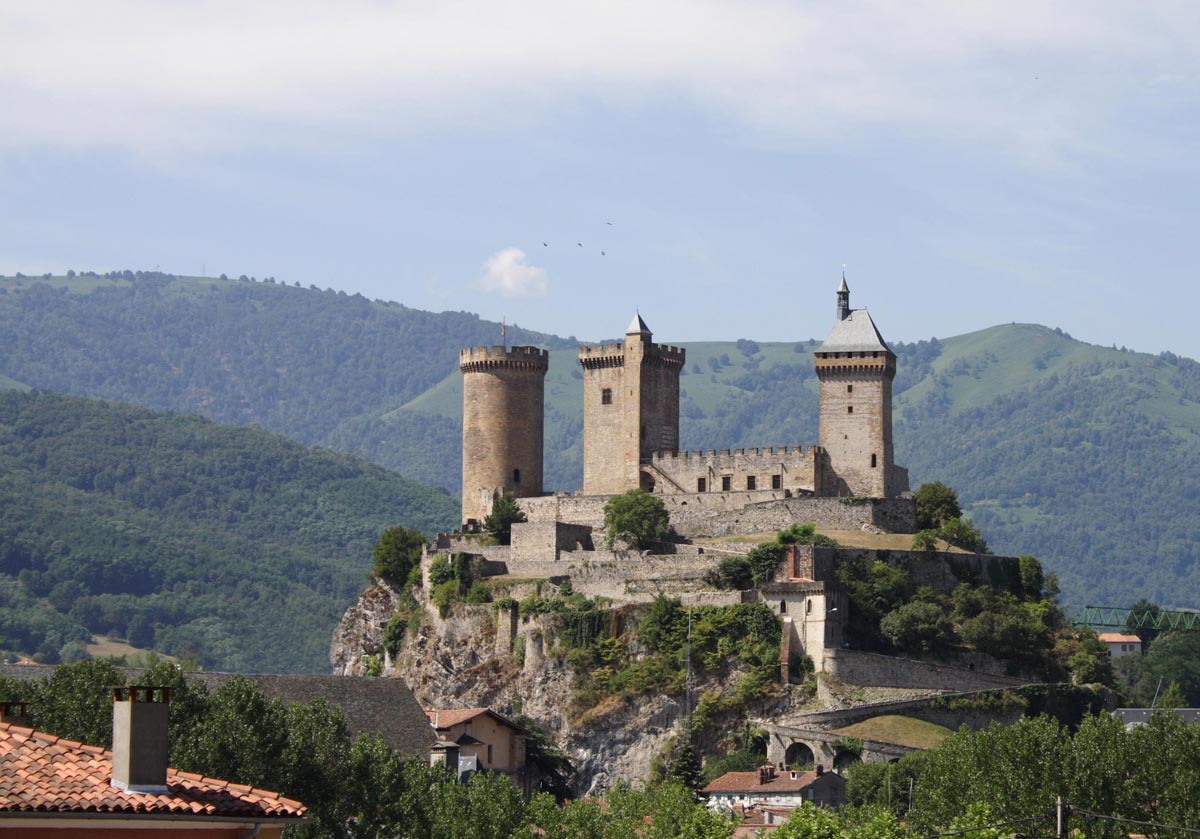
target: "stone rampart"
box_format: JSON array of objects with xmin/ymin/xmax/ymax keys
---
[
  {"xmin": 807, "ymin": 547, "xmax": 1022, "ymax": 594},
  {"xmin": 519, "ymin": 493, "xmax": 916, "ymax": 536},
  {"xmin": 824, "ymin": 649, "xmax": 1030, "ymax": 692}
]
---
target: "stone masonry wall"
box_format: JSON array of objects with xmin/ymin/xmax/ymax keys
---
[
  {"xmin": 648, "ymin": 446, "xmax": 819, "ymax": 495},
  {"xmin": 823, "ymin": 649, "xmax": 1029, "ymax": 691},
  {"xmin": 816, "ymin": 353, "xmax": 894, "ymax": 498},
  {"xmin": 519, "ymin": 493, "xmax": 915, "ymax": 536}
]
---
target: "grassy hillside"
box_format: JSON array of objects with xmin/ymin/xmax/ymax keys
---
[
  {"xmin": 0, "ymin": 389, "xmax": 457, "ymax": 672},
  {"xmin": 2, "ymin": 272, "xmax": 1200, "ymax": 614}
]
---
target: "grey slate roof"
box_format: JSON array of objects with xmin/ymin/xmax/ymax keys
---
[
  {"xmin": 817, "ymin": 309, "xmax": 892, "ymax": 354},
  {"xmin": 626, "ymin": 313, "xmax": 651, "ymax": 335},
  {"xmin": 0, "ymin": 665, "xmax": 435, "ymax": 760}
]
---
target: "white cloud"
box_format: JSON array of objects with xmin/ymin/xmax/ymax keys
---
[
  {"xmin": 478, "ymin": 248, "xmax": 548, "ymax": 297},
  {"xmin": 0, "ymin": 2, "xmax": 1197, "ymax": 161}
]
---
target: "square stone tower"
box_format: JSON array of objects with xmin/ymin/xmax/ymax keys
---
[
  {"xmin": 814, "ymin": 279, "xmax": 906, "ymax": 498},
  {"xmin": 578, "ymin": 315, "xmax": 685, "ymax": 495}
]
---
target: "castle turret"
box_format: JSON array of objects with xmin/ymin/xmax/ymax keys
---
[
  {"xmin": 814, "ymin": 280, "xmax": 907, "ymax": 498},
  {"xmin": 578, "ymin": 315, "xmax": 685, "ymax": 495},
  {"xmin": 460, "ymin": 345, "xmax": 549, "ymax": 525}
]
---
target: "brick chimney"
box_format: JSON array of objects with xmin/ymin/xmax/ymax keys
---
[
  {"xmin": 756, "ymin": 764, "xmax": 776, "ymax": 785},
  {"xmin": 0, "ymin": 701, "xmax": 31, "ymax": 727},
  {"xmin": 111, "ymin": 686, "xmax": 170, "ymax": 794}
]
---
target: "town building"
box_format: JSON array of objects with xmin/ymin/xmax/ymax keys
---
[
  {"xmin": 1097, "ymin": 632, "xmax": 1142, "ymax": 659},
  {"xmin": 702, "ymin": 764, "xmax": 846, "ymax": 811},
  {"xmin": 426, "ymin": 707, "xmax": 530, "ymax": 792}
]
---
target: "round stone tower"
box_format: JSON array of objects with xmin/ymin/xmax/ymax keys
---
[{"xmin": 459, "ymin": 345, "xmax": 549, "ymax": 526}]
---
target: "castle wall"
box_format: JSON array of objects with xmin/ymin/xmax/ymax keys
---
[
  {"xmin": 816, "ymin": 353, "xmax": 895, "ymax": 498},
  {"xmin": 647, "ymin": 446, "xmax": 819, "ymax": 495},
  {"xmin": 460, "ymin": 346, "xmax": 549, "ymax": 524},
  {"xmin": 823, "ymin": 649, "xmax": 1029, "ymax": 691},
  {"xmin": 797, "ymin": 545, "xmax": 1023, "ymax": 595},
  {"xmin": 518, "ymin": 493, "xmax": 916, "ymax": 535}
]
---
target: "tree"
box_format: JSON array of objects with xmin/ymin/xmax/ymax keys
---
[
  {"xmin": 372, "ymin": 526, "xmax": 426, "ymax": 584},
  {"xmin": 914, "ymin": 481, "xmax": 962, "ymax": 530},
  {"xmin": 880, "ymin": 600, "xmax": 954, "ymax": 653},
  {"xmin": 483, "ymin": 492, "xmax": 526, "ymax": 545},
  {"xmin": 603, "ymin": 489, "xmax": 669, "ymax": 548},
  {"xmin": 937, "ymin": 517, "xmax": 988, "ymax": 553}
]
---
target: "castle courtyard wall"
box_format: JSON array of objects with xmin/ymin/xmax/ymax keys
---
[{"xmin": 648, "ymin": 446, "xmax": 820, "ymax": 495}]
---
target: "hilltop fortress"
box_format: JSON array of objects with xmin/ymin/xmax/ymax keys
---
[{"xmin": 459, "ymin": 280, "xmax": 912, "ymax": 534}]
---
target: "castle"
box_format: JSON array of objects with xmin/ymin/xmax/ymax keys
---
[{"xmin": 459, "ymin": 280, "xmax": 909, "ymax": 527}]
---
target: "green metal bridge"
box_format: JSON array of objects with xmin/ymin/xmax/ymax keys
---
[{"xmin": 1072, "ymin": 605, "xmax": 1200, "ymax": 631}]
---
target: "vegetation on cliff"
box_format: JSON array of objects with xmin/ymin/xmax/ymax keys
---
[{"xmin": 0, "ymin": 390, "xmax": 457, "ymax": 672}]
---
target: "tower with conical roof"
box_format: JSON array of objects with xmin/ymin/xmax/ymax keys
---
[
  {"xmin": 578, "ymin": 315, "xmax": 686, "ymax": 495},
  {"xmin": 814, "ymin": 279, "xmax": 906, "ymax": 497}
]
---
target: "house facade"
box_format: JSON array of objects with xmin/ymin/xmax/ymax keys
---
[{"xmin": 703, "ymin": 764, "xmax": 846, "ymax": 811}]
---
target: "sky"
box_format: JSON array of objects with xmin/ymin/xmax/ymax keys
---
[{"xmin": 2, "ymin": 2, "xmax": 1199, "ymax": 357}]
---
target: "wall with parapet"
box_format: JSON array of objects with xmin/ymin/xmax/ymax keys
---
[
  {"xmin": 647, "ymin": 446, "xmax": 820, "ymax": 495},
  {"xmin": 518, "ymin": 493, "xmax": 916, "ymax": 536}
]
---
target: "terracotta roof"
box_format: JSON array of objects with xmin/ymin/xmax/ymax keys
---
[
  {"xmin": 703, "ymin": 769, "xmax": 824, "ymax": 794},
  {"xmin": 1097, "ymin": 633, "xmax": 1140, "ymax": 644},
  {"xmin": 0, "ymin": 722, "xmax": 306, "ymax": 820},
  {"xmin": 426, "ymin": 707, "xmax": 529, "ymax": 735}
]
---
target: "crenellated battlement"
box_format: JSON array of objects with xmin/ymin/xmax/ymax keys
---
[
  {"xmin": 577, "ymin": 341, "xmax": 686, "ymax": 369},
  {"xmin": 650, "ymin": 445, "xmax": 821, "ymax": 462},
  {"xmin": 459, "ymin": 345, "xmax": 550, "ymax": 374}
]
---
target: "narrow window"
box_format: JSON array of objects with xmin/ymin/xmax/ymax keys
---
[
  {"xmin": 871, "ymin": 454, "xmax": 877, "ymax": 468},
  {"xmin": 487, "ymin": 744, "xmax": 493, "ymax": 764},
  {"xmin": 721, "ymin": 475, "xmax": 731, "ymax": 491},
  {"xmin": 697, "ymin": 477, "xmax": 706, "ymax": 492},
  {"xmin": 747, "ymin": 476, "xmax": 757, "ymax": 490},
  {"xmin": 847, "ymin": 406, "xmax": 853, "ymax": 414},
  {"xmin": 806, "ymin": 600, "xmax": 812, "ymax": 614},
  {"xmin": 601, "ymin": 387, "xmax": 612, "ymax": 405},
  {"xmin": 847, "ymin": 384, "xmax": 853, "ymax": 393},
  {"xmin": 772, "ymin": 474, "xmax": 782, "ymax": 490},
  {"xmin": 780, "ymin": 600, "xmax": 787, "ymax": 614},
  {"xmin": 512, "ymin": 468, "xmax": 521, "ymax": 484}
]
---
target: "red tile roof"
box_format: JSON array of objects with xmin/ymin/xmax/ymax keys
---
[
  {"xmin": 426, "ymin": 707, "xmax": 528, "ymax": 734},
  {"xmin": 0, "ymin": 722, "xmax": 306, "ymax": 820},
  {"xmin": 426, "ymin": 708, "xmax": 489, "ymax": 728},
  {"xmin": 1097, "ymin": 633, "xmax": 1141, "ymax": 644},
  {"xmin": 703, "ymin": 769, "xmax": 824, "ymax": 794}
]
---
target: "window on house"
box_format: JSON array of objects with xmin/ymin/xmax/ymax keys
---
[
  {"xmin": 780, "ymin": 600, "xmax": 787, "ymax": 614},
  {"xmin": 871, "ymin": 454, "xmax": 877, "ymax": 468},
  {"xmin": 847, "ymin": 406, "xmax": 853, "ymax": 414},
  {"xmin": 487, "ymin": 744, "xmax": 493, "ymax": 764},
  {"xmin": 512, "ymin": 468, "xmax": 521, "ymax": 484},
  {"xmin": 721, "ymin": 475, "xmax": 731, "ymax": 491},
  {"xmin": 747, "ymin": 476, "xmax": 756, "ymax": 490},
  {"xmin": 601, "ymin": 388, "xmax": 612, "ymax": 405},
  {"xmin": 772, "ymin": 474, "xmax": 782, "ymax": 490},
  {"xmin": 697, "ymin": 477, "xmax": 706, "ymax": 492}
]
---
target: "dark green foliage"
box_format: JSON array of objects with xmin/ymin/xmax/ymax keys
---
[
  {"xmin": 911, "ymin": 529, "xmax": 939, "ymax": 551},
  {"xmin": 1116, "ymin": 631, "xmax": 1200, "ymax": 706},
  {"xmin": 483, "ymin": 492, "xmax": 526, "ymax": 545},
  {"xmin": 382, "ymin": 614, "xmax": 408, "ymax": 659},
  {"xmin": 879, "ymin": 600, "xmax": 954, "ymax": 653},
  {"xmin": 702, "ymin": 555, "xmax": 753, "ymax": 590},
  {"xmin": 746, "ymin": 542, "xmax": 787, "ymax": 587},
  {"xmin": 914, "ymin": 481, "xmax": 962, "ymax": 530},
  {"xmin": 653, "ymin": 736, "xmax": 704, "ymax": 792},
  {"xmin": 938, "ymin": 518, "xmax": 989, "ymax": 553},
  {"xmin": 603, "ymin": 489, "xmax": 669, "ymax": 548},
  {"xmin": 845, "ymin": 751, "xmax": 928, "ymax": 815},
  {"xmin": 0, "ymin": 390, "xmax": 455, "ymax": 672},
  {"xmin": 372, "ymin": 526, "xmax": 426, "ymax": 584},
  {"xmin": 776, "ymin": 523, "xmax": 840, "ymax": 548}
]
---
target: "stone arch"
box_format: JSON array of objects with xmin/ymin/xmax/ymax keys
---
[
  {"xmin": 639, "ymin": 471, "xmax": 656, "ymax": 492},
  {"xmin": 833, "ymin": 750, "xmax": 862, "ymax": 774},
  {"xmin": 784, "ymin": 742, "xmax": 814, "ymax": 769}
]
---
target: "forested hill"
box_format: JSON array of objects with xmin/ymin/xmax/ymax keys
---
[
  {"xmin": 0, "ymin": 272, "xmax": 573, "ymax": 492},
  {"xmin": 0, "ymin": 389, "xmax": 458, "ymax": 673},
  {"xmin": 2, "ymin": 272, "xmax": 1200, "ymax": 612}
]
